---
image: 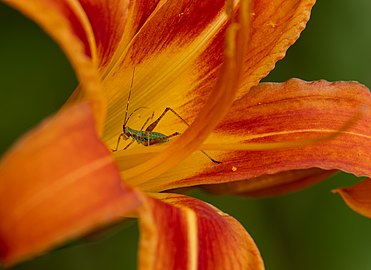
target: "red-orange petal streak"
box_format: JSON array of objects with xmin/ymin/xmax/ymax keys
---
[
  {"xmin": 0, "ymin": 103, "xmax": 141, "ymax": 266},
  {"xmin": 126, "ymin": 0, "xmax": 225, "ymax": 65},
  {"xmin": 78, "ymin": 0, "xmax": 130, "ymax": 69},
  {"xmin": 138, "ymin": 193, "xmax": 264, "ymax": 270},
  {"xmin": 185, "ymin": 0, "xmax": 316, "ymax": 114},
  {"xmin": 333, "ymin": 178, "xmax": 371, "ymax": 218}
]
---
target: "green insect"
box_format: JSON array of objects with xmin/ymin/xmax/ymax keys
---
[
  {"xmin": 112, "ymin": 70, "xmax": 221, "ymax": 164},
  {"xmin": 113, "ymin": 106, "xmax": 181, "ymax": 151}
]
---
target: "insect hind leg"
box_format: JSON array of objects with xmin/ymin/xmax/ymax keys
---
[
  {"xmin": 123, "ymin": 139, "xmax": 135, "ymax": 150},
  {"xmin": 145, "ymin": 107, "xmax": 182, "ymax": 132},
  {"xmin": 140, "ymin": 112, "xmax": 155, "ymax": 131},
  {"xmin": 146, "ymin": 107, "xmax": 221, "ymax": 164},
  {"xmin": 166, "ymin": 131, "xmax": 180, "ymax": 139}
]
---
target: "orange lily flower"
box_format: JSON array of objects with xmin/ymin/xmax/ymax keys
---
[{"xmin": 1, "ymin": 1, "xmax": 370, "ymax": 270}]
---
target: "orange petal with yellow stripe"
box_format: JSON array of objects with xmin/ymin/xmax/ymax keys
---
[
  {"xmin": 0, "ymin": 103, "xmax": 141, "ymax": 266},
  {"xmin": 138, "ymin": 193, "xmax": 264, "ymax": 270},
  {"xmin": 138, "ymin": 79, "xmax": 371, "ymax": 193}
]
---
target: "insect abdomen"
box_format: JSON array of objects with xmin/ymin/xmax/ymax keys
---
[{"xmin": 139, "ymin": 131, "xmax": 168, "ymax": 146}]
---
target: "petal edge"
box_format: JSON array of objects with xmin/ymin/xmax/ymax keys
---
[
  {"xmin": 333, "ymin": 178, "xmax": 371, "ymax": 218},
  {"xmin": 138, "ymin": 193, "xmax": 264, "ymax": 270}
]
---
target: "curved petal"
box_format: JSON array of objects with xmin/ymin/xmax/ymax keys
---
[
  {"xmin": 333, "ymin": 178, "xmax": 371, "ymax": 218},
  {"xmin": 138, "ymin": 193, "xmax": 264, "ymax": 270},
  {"xmin": 6, "ymin": 0, "xmax": 130, "ymax": 69},
  {"xmin": 0, "ymin": 103, "xmax": 141, "ymax": 266},
  {"xmin": 4, "ymin": 0, "xmax": 127, "ymax": 131},
  {"xmin": 102, "ymin": 0, "xmax": 316, "ymax": 145},
  {"xmin": 137, "ymin": 79, "xmax": 371, "ymax": 192},
  {"xmin": 5, "ymin": 0, "xmax": 95, "ymax": 58}
]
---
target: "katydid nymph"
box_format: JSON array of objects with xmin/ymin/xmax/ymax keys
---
[{"xmin": 112, "ymin": 69, "xmax": 221, "ymax": 164}]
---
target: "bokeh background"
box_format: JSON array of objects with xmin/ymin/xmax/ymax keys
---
[{"xmin": 1, "ymin": 1, "xmax": 370, "ymax": 269}]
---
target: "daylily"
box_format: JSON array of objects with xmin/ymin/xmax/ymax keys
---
[{"xmin": 0, "ymin": 0, "xmax": 370, "ymax": 269}]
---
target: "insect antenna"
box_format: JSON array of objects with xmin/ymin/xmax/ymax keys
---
[
  {"xmin": 123, "ymin": 67, "xmax": 136, "ymax": 126},
  {"xmin": 125, "ymin": 106, "xmax": 148, "ymax": 125}
]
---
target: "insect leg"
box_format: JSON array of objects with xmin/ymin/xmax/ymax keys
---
[
  {"xmin": 123, "ymin": 139, "xmax": 135, "ymax": 150},
  {"xmin": 140, "ymin": 112, "xmax": 155, "ymax": 131},
  {"xmin": 166, "ymin": 131, "xmax": 181, "ymax": 139},
  {"xmin": 145, "ymin": 107, "xmax": 174, "ymax": 132},
  {"xmin": 146, "ymin": 107, "xmax": 191, "ymax": 131},
  {"xmin": 147, "ymin": 107, "xmax": 221, "ymax": 164},
  {"xmin": 112, "ymin": 133, "xmax": 124, "ymax": 152}
]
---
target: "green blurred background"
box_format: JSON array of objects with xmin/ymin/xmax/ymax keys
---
[{"xmin": 0, "ymin": 1, "xmax": 370, "ymax": 270}]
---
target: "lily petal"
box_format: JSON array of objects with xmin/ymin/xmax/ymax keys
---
[
  {"xmin": 139, "ymin": 79, "xmax": 371, "ymax": 193},
  {"xmin": 4, "ymin": 0, "xmax": 116, "ymax": 131},
  {"xmin": 138, "ymin": 193, "xmax": 264, "ymax": 270},
  {"xmin": 0, "ymin": 103, "xmax": 141, "ymax": 266},
  {"xmin": 333, "ymin": 179, "xmax": 371, "ymax": 218},
  {"xmin": 103, "ymin": 0, "xmax": 316, "ymax": 145}
]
